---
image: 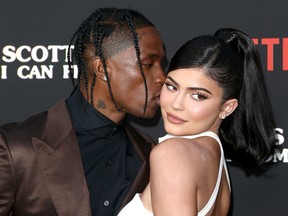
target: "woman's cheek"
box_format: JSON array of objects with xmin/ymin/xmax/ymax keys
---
[
  {"xmin": 160, "ymin": 90, "xmax": 169, "ymax": 107},
  {"xmin": 186, "ymin": 105, "xmax": 211, "ymax": 120}
]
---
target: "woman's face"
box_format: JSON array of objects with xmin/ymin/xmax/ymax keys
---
[{"xmin": 160, "ymin": 68, "xmax": 225, "ymax": 136}]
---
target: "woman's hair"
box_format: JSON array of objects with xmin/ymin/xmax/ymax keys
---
[
  {"xmin": 168, "ymin": 28, "xmax": 279, "ymax": 168},
  {"xmin": 67, "ymin": 7, "xmax": 154, "ymax": 113}
]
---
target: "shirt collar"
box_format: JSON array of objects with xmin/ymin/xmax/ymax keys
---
[{"xmin": 66, "ymin": 88, "xmax": 124, "ymax": 132}]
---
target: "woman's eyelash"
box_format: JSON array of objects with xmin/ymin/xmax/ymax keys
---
[
  {"xmin": 164, "ymin": 82, "xmax": 209, "ymax": 100},
  {"xmin": 191, "ymin": 92, "xmax": 208, "ymax": 100},
  {"xmin": 164, "ymin": 82, "xmax": 177, "ymax": 90}
]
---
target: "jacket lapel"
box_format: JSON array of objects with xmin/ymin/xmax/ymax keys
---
[
  {"xmin": 119, "ymin": 124, "xmax": 155, "ymax": 210},
  {"xmin": 32, "ymin": 100, "xmax": 92, "ymax": 216}
]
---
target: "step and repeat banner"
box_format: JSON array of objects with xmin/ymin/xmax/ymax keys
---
[{"xmin": 0, "ymin": 0, "xmax": 287, "ymax": 215}]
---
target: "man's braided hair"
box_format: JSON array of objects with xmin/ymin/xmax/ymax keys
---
[{"xmin": 67, "ymin": 8, "xmax": 155, "ymax": 113}]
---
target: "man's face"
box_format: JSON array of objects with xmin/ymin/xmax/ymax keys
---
[{"xmin": 106, "ymin": 26, "xmax": 166, "ymax": 118}]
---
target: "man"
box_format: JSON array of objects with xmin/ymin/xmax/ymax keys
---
[{"xmin": 0, "ymin": 8, "xmax": 166, "ymax": 216}]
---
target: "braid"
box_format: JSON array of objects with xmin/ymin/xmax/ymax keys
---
[
  {"xmin": 92, "ymin": 23, "xmax": 121, "ymax": 111},
  {"xmin": 90, "ymin": 72, "xmax": 97, "ymax": 105},
  {"xmin": 68, "ymin": 13, "xmax": 93, "ymax": 87},
  {"xmin": 68, "ymin": 11, "xmax": 102, "ymax": 100},
  {"xmin": 124, "ymin": 11, "xmax": 148, "ymax": 114}
]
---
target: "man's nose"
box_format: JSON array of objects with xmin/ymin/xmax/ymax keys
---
[{"xmin": 155, "ymin": 67, "xmax": 166, "ymax": 84}]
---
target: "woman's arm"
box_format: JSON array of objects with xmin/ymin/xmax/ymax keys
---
[{"xmin": 149, "ymin": 138, "xmax": 201, "ymax": 216}]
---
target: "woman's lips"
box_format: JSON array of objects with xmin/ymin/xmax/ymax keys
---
[{"xmin": 166, "ymin": 112, "xmax": 187, "ymax": 124}]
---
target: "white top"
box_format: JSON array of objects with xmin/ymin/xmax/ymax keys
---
[{"xmin": 117, "ymin": 131, "xmax": 230, "ymax": 216}]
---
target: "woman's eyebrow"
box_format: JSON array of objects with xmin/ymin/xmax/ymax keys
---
[{"xmin": 166, "ymin": 76, "xmax": 213, "ymax": 95}]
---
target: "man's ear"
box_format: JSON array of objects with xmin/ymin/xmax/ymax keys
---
[
  {"xmin": 219, "ymin": 98, "xmax": 238, "ymax": 119},
  {"xmin": 93, "ymin": 57, "xmax": 109, "ymax": 82}
]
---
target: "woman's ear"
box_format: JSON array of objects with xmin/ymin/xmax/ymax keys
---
[
  {"xmin": 219, "ymin": 99, "xmax": 238, "ymax": 119},
  {"xmin": 93, "ymin": 57, "xmax": 109, "ymax": 82}
]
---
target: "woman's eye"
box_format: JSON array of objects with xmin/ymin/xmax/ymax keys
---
[
  {"xmin": 165, "ymin": 82, "xmax": 177, "ymax": 91},
  {"xmin": 191, "ymin": 93, "xmax": 207, "ymax": 101}
]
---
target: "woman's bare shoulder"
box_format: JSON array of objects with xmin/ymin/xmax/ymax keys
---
[
  {"xmin": 149, "ymin": 135, "xmax": 222, "ymax": 212},
  {"xmin": 150, "ymin": 136, "xmax": 221, "ymax": 177},
  {"xmin": 152, "ymin": 136, "xmax": 220, "ymax": 162}
]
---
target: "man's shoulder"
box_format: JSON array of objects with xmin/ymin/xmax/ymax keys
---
[
  {"xmin": 0, "ymin": 111, "xmax": 47, "ymax": 137},
  {"xmin": 0, "ymin": 100, "xmax": 69, "ymax": 143}
]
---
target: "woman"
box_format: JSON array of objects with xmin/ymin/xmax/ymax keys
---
[{"xmin": 118, "ymin": 28, "xmax": 279, "ymax": 216}]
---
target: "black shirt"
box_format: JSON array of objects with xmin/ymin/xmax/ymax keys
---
[{"xmin": 66, "ymin": 89, "xmax": 142, "ymax": 216}]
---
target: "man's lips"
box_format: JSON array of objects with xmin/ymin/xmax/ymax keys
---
[{"xmin": 166, "ymin": 112, "xmax": 187, "ymax": 124}]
